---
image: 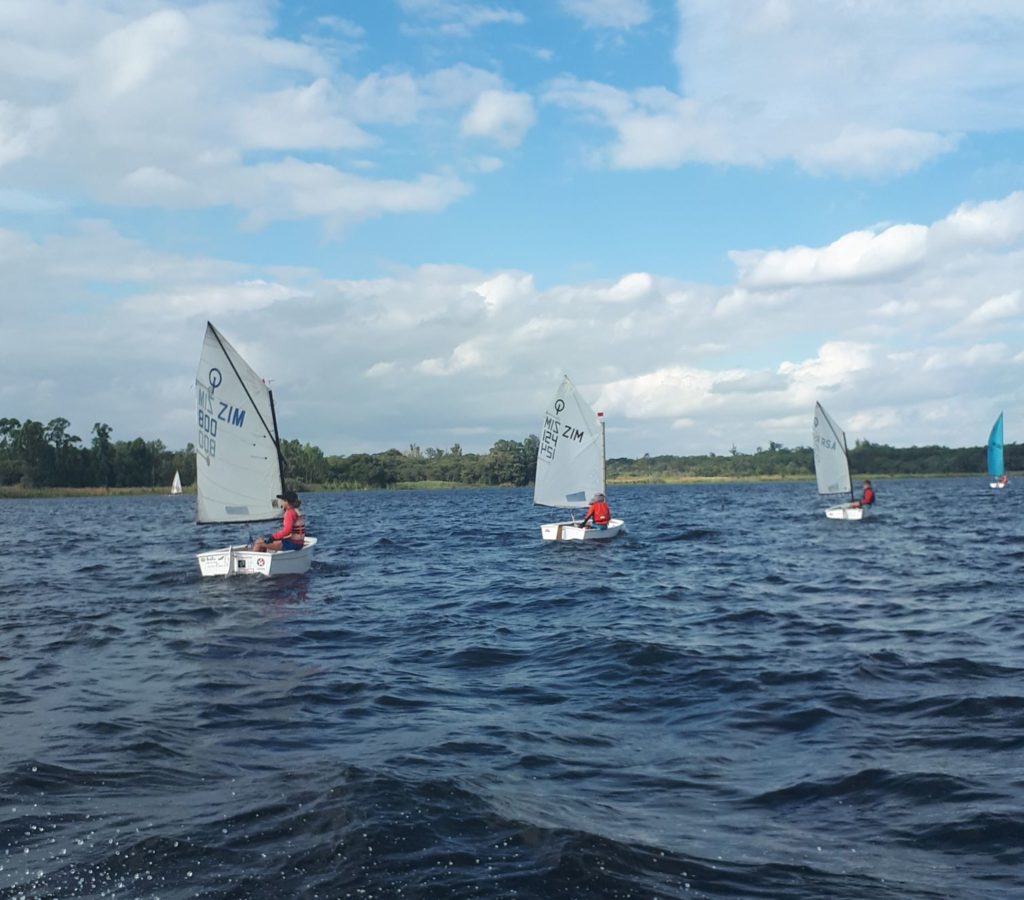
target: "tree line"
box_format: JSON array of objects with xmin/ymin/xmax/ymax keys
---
[{"xmin": 0, "ymin": 416, "xmax": 1018, "ymax": 491}]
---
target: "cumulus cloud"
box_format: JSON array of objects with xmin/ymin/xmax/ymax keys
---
[
  {"xmin": 733, "ymin": 225, "xmax": 930, "ymax": 288},
  {"xmin": 0, "ymin": 101, "xmax": 59, "ymax": 167},
  {"xmin": 238, "ymin": 161, "xmax": 471, "ymax": 230},
  {"xmin": 232, "ymin": 79, "xmax": 372, "ymax": 150},
  {"xmin": 398, "ymin": 0, "xmax": 526, "ymax": 36},
  {"xmin": 795, "ymin": 126, "xmax": 959, "ymax": 178},
  {"xmin": 3, "ymin": 182, "xmax": 1024, "ymax": 456},
  {"xmin": 932, "ymin": 192, "xmax": 1024, "ymax": 249},
  {"xmin": 0, "ymin": 3, "xmax": 518, "ymax": 232},
  {"xmin": 460, "ymin": 90, "xmax": 536, "ymax": 147},
  {"xmin": 543, "ymin": 79, "xmax": 737, "ymax": 169},
  {"xmin": 960, "ymin": 291, "xmax": 1022, "ymax": 328},
  {"xmin": 731, "ymin": 193, "xmax": 1024, "ymax": 291},
  {"xmin": 545, "ymin": 0, "xmax": 1024, "ymax": 176},
  {"xmin": 474, "ymin": 272, "xmax": 536, "ymax": 312},
  {"xmin": 561, "ymin": 0, "xmax": 652, "ymax": 29}
]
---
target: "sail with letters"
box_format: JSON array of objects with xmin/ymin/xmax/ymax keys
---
[
  {"xmin": 195, "ymin": 322, "xmax": 283, "ymax": 524},
  {"xmin": 534, "ymin": 375, "xmax": 605, "ymax": 510},
  {"xmin": 812, "ymin": 402, "xmax": 852, "ymax": 499},
  {"xmin": 812, "ymin": 402, "xmax": 868, "ymax": 520},
  {"xmin": 194, "ymin": 322, "xmax": 316, "ymax": 576},
  {"xmin": 988, "ymin": 412, "xmax": 1007, "ymax": 488},
  {"xmin": 533, "ymin": 375, "xmax": 624, "ymax": 541}
]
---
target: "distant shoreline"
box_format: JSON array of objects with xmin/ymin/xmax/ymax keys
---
[{"xmin": 0, "ymin": 471, "xmax": 997, "ymax": 500}]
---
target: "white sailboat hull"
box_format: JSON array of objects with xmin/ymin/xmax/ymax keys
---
[
  {"xmin": 198, "ymin": 536, "xmax": 317, "ymax": 577},
  {"xmin": 824, "ymin": 505, "xmax": 865, "ymax": 521},
  {"xmin": 540, "ymin": 518, "xmax": 625, "ymax": 542}
]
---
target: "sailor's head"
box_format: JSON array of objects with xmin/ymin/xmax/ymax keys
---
[
  {"xmin": 863, "ymin": 480, "xmax": 871, "ymax": 487},
  {"xmin": 591, "ymin": 492, "xmax": 605, "ymax": 503},
  {"xmin": 276, "ymin": 489, "xmax": 301, "ymax": 507}
]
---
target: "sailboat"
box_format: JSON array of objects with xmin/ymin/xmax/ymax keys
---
[
  {"xmin": 170, "ymin": 470, "xmax": 182, "ymax": 495},
  {"xmin": 194, "ymin": 322, "xmax": 316, "ymax": 576},
  {"xmin": 812, "ymin": 402, "xmax": 865, "ymax": 521},
  {"xmin": 988, "ymin": 412, "xmax": 1008, "ymax": 489},
  {"xmin": 534, "ymin": 375, "xmax": 624, "ymax": 542}
]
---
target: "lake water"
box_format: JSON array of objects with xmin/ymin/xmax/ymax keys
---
[{"xmin": 1, "ymin": 478, "xmax": 1021, "ymax": 899}]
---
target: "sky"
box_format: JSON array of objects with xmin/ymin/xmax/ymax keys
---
[{"xmin": 2, "ymin": 0, "xmax": 1024, "ymax": 459}]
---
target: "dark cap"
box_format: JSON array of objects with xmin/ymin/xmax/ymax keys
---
[{"xmin": 276, "ymin": 490, "xmax": 300, "ymax": 505}]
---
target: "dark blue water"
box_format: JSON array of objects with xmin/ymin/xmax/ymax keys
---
[{"xmin": 1, "ymin": 479, "xmax": 1022, "ymax": 899}]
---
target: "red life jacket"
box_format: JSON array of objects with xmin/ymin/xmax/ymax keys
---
[
  {"xmin": 862, "ymin": 487, "xmax": 875, "ymax": 506},
  {"xmin": 588, "ymin": 501, "xmax": 611, "ymax": 525},
  {"xmin": 274, "ymin": 508, "xmax": 305, "ymax": 544}
]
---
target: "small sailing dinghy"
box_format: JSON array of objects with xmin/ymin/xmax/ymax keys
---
[
  {"xmin": 534, "ymin": 375, "xmax": 624, "ymax": 542},
  {"xmin": 988, "ymin": 412, "xmax": 1008, "ymax": 489},
  {"xmin": 170, "ymin": 470, "xmax": 182, "ymax": 495},
  {"xmin": 194, "ymin": 322, "xmax": 316, "ymax": 576},
  {"xmin": 812, "ymin": 402, "xmax": 865, "ymax": 520}
]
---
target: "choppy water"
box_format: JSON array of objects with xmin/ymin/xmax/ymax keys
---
[{"xmin": 1, "ymin": 478, "xmax": 1022, "ymax": 899}]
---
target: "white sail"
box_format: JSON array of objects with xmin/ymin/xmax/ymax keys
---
[
  {"xmin": 812, "ymin": 402, "xmax": 852, "ymax": 497},
  {"xmin": 195, "ymin": 322, "xmax": 283, "ymax": 523},
  {"xmin": 170, "ymin": 471, "xmax": 182, "ymax": 494},
  {"xmin": 534, "ymin": 375, "xmax": 605, "ymax": 509}
]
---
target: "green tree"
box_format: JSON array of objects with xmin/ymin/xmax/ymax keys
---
[{"xmin": 91, "ymin": 422, "xmax": 115, "ymax": 487}]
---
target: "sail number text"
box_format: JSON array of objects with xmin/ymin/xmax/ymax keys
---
[
  {"xmin": 538, "ymin": 415, "xmax": 585, "ymax": 461},
  {"xmin": 196, "ymin": 383, "xmax": 249, "ymax": 460}
]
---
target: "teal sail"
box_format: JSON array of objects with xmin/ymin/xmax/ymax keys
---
[{"xmin": 987, "ymin": 413, "xmax": 1005, "ymax": 478}]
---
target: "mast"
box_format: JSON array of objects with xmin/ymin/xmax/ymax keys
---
[
  {"xmin": 598, "ymin": 410, "xmax": 606, "ymax": 493},
  {"xmin": 268, "ymin": 387, "xmax": 286, "ymax": 491},
  {"xmin": 844, "ymin": 431, "xmax": 853, "ymax": 502}
]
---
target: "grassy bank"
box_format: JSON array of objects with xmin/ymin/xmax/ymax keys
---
[
  {"xmin": 4, "ymin": 471, "xmax": 997, "ymax": 500},
  {"xmin": 0, "ymin": 486, "xmax": 194, "ymax": 499}
]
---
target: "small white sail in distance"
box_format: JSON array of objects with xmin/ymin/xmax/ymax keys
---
[
  {"xmin": 812, "ymin": 402, "xmax": 852, "ymax": 497},
  {"xmin": 195, "ymin": 322, "xmax": 283, "ymax": 524},
  {"xmin": 534, "ymin": 375, "xmax": 605, "ymax": 509},
  {"xmin": 170, "ymin": 471, "xmax": 182, "ymax": 494}
]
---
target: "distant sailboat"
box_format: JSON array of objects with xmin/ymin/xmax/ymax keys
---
[
  {"xmin": 194, "ymin": 322, "xmax": 316, "ymax": 576},
  {"xmin": 534, "ymin": 375, "xmax": 624, "ymax": 541},
  {"xmin": 812, "ymin": 402, "xmax": 865, "ymax": 521},
  {"xmin": 988, "ymin": 412, "xmax": 1008, "ymax": 489},
  {"xmin": 170, "ymin": 470, "xmax": 182, "ymax": 495}
]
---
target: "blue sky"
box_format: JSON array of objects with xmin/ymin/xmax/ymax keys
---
[{"xmin": 2, "ymin": 0, "xmax": 1024, "ymax": 458}]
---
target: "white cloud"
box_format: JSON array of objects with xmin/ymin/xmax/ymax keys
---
[
  {"xmin": 239, "ymin": 160, "xmax": 471, "ymax": 230},
  {"xmin": 398, "ymin": 0, "xmax": 526, "ymax": 36},
  {"xmin": 733, "ymin": 225, "xmax": 930, "ymax": 287},
  {"xmin": 933, "ymin": 192, "xmax": 1024, "ymax": 248},
  {"xmin": 460, "ymin": 90, "xmax": 536, "ymax": 147},
  {"xmin": 561, "ymin": 0, "xmax": 652, "ymax": 29},
  {"xmin": 93, "ymin": 9, "xmax": 191, "ymax": 99},
  {"xmin": 317, "ymin": 16, "xmax": 366, "ymax": 40},
  {"xmin": 961, "ymin": 291, "xmax": 1022, "ymax": 328},
  {"xmin": 795, "ymin": 126, "xmax": 958, "ymax": 178},
  {"xmin": 544, "ymin": 0, "xmax": 1024, "ymax": 176},
  {"xmin": 233, "ymin": 79, "xmax": 372, "ymax": 150},
  {"xmin": 474, "ymin": 272, "xmax": 536, "ymax": 312},
  {"xmin": 608, "ymin": 272, "xmax": 653, "ymax": 302},
  {"xmin": 0, "ymin": 4, "xmax": 519, "ymax": 232},
  {"xmin": 0, "ymin": 101, "xmax": 59, "ymax": 167},
  {"xmin": 125, "ymin": 279, "xmax": 303, "ymax": 320},
  {"xmin": 3, "ymin": 176, "xmax": 1024, "ymax": 456},
  {"xmin": 778, "ymin": 342, "xmax": 875, "ymax": 394},
  {"xmin": 417, "ymin": 336, "xmax": 491, "ymax": 375},
  {"xmin": 365, "ymin": 361, "xmax": 399, "ymax": 378}
]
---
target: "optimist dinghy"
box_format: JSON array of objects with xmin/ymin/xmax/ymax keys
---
[
  {"xmin": 534, "ymin": 375, "xmax": 624, "ymax": 542},
  {"xmin": 812, "ymin": 402, "xmax": 866, "ymax": 521},
  {"xmin": 194, "ymin": 322, "xmax": 315, "ymax": 576}
]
